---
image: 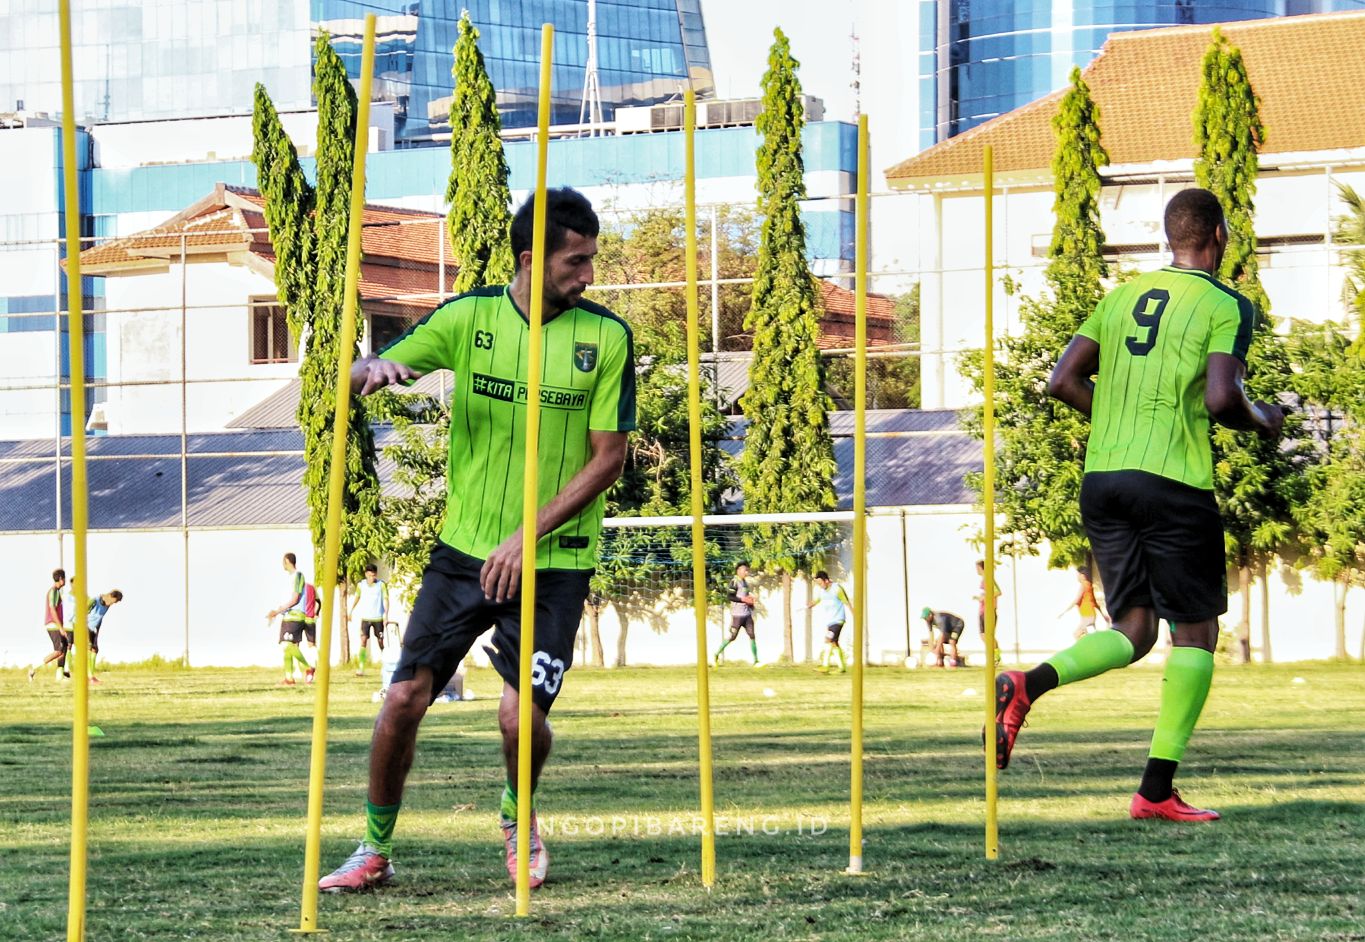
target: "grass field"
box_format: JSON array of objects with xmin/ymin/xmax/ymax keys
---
[{"xmin": 1, "ymin": 660, "xmax": 1362, "ymax": 941}]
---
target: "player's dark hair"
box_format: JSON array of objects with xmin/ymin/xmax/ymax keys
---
[
  {"xmin": 53, "ymin": 568, "xmax": 65, "ymax": 581},
  {"xmin": 109, "ymin": 589, "xmax": 123, "ymax": 601},
  {"xmin": 1164, "ymin": 188, "xmax": 1225, "ymax": 251},
  {"xmin": 1078, "ymin": 565, "xmax": 1091, "ymax": 579},
  {"xmin": 735, "ymin": 561, "xmax": 750, "ymax": 572},
  {"xmin": 510, "ymin": 187, "xmax": 599, "ymax": 271},
  {"xmin": 975, "ymin": 559, "xmax": 984, "ymax": 569},
  {"xmin": 815, "ymin": 570, "xmax": 830, "ymax": 581},
  {"xmin": 284, "ymin": 552, "xmax": 297, "ymax": 566},
  {"xmin": 365, "ymin": 563, "xmax": 378, "ymax": 574}
]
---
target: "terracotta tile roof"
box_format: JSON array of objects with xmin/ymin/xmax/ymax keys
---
[
  {"xmin": 886, "ymin": 11, "xmax": 1365, "ymax": 187},
  {"xmin": 78, "ymin": 184, "xmax": 448, "ymax": 296},
  {"xmin": 817, "ymin": 279, "xmax": 898, "ymax": 349}
]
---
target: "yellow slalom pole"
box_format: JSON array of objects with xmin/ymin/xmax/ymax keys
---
[
  {"xmin": 982, "ymin": 145, "xmax": 1000, "ymax": 861},
  {"xmin": 846, "ymin": 113, "xmax": 870, "ymax": 875},
  {"xmin": 682, "ymin": 87, "xmax": 717, "ymax": 888},
  {"xmin": 296, "ymin": 14, "xmax": 377, "ymax": 933},
  {"xmin": 59, "ymin": 2, "xmax": 92, "ymax": 938},
  {"xmin": 515, "ymin": 21, "xmax": 554, "ymax": 919}
]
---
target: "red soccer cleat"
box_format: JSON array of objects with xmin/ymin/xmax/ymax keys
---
[
  {"xmin": 1130, "ymin": 789, "xmax": 1220, "ymax": 822},
  {"xmin": 501, "ymin": 812, "xmax": 549, "ymax": 889},
  {"xmin": 992, "ymin": 670, "xmax": 1032, "ymax": 770}
]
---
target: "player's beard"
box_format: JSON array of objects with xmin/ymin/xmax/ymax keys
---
[{"xmin": 544, "ymin": 282, "xmax": 583, "ymax": 313}]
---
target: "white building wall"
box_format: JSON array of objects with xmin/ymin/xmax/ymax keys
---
[
  {"xmin": 920, "ymin": 165, "xmax": 1365, "ymax": 410},
  {"xmin": 2, "ymin": 512, "xmax": 1358, "ymax": 669},
  {"xmin": 102, "ymin": 261, "xmax": 296, "ymax": 434}
]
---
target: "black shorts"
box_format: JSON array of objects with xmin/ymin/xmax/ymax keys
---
[
  {"xmin": 280, "ymin": 619, "xmax": 306, "ymax": 645},
  {"xmin": 47, "ymin": 628, "xmax": 69, "ymax": 653},
  {"xmin": 393, "ymin": 543, "xmax": 591, "ymax": 712},
  {"xmin": 1081, "ymin": 470, "xmax": 1227, "ymax": 623},
  {"xmin": 938, "ymin": 618, "xmax": 965, "ymax": 643},
  {"xmin": 359, "ymin": 619, "xmax": 385, "ymax": 645},
  {"xmin": 301, "ymin": 621, "xmax": 317, "ymax": 644},
  {"xmin": 729, "ymin": 614, "xmax": 755, "ymax": 638},
  {"xmin": 824, "ymin": 622, "xmax": 844, "ymax": 643},
  {"xmin": 88, "ymin": 630, "xmax": 99, "ymax": 655}
]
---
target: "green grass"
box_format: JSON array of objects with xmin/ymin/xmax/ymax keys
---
[{"xmin": 1, "ymin": 661, "xmax": 1362, "ymax": 941}]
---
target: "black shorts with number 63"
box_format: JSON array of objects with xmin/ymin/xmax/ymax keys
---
[
  {"xmin": 392, "ymin": 542, "xmax": 591, "ymax": 712},
  {"xmin": 1080, "ymin": 470, "xmax": 1227, "ymax": 623}
]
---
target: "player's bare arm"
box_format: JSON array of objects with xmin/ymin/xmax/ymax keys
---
[
  {"xmin": 1205, "ymin": 352, "xmax": 1286, "ymax": 439},
  {"xmin": 480, "ymin": 429, "xmax": 628, "ymax": 603},
  {"xmin": 350, "ymin": 354, "xmax": 423, "ymax": 395},
  {"xmin": 1048, "ymin": 335, "xmax": 1100, "ymax": 417}
]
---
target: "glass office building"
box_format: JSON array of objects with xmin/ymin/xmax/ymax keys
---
[
  {"xmin": 0, "ymin": 1, "xmax": 712, "ymax": 144},
  {"xmin": 318, "ymin": 0, "xmax": 714, "ymax": 142},
  {"xmin": 917, "ymin": 0, "xmax": 1365, "ymax": 147}
]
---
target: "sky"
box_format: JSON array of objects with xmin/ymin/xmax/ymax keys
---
[{"xmin": 698, "ymin": 0, "xmax": 924, "ymax": 178}]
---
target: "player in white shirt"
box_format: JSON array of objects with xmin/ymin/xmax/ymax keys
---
[
  {"xmin": 349, "ymin": 564, "xmax": 388, "ymax": 676},
  {"xmin": 808, "ymin": 571, "xmax": 851, "ymax": 673}
]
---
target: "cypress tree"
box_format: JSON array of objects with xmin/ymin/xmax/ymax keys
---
[
  {"xmin": 1195, "ymin": 27, "xmax": 1311, "ymax": 661},
  {"xmin": 446, "ymin": 11, "xmax": 514, "ymax": 293},
  {"xmin": 963, "ymin": 66, "xmax": 1108, "ymax": 568},
  {"xmin": 251, "ymin": 37, "xmax": 388, "ymax": 657},
  {"xmin": 740, "ymin": 29, "xmax": 837, "ymax": 660}
]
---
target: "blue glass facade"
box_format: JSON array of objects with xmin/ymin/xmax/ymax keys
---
[
  {"xmin": 316, "ymin": 0, "xmax": 714, "ymax": 143},
  {"xmin": 918, "ymin": 0, "xmax": 1365, "ymax": 146}
]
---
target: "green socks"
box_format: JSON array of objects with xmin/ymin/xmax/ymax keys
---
[
  {"xmin": 1045, "ymin": 629, "xmax": 1135, "ymax": 687},
  {"xmin": 835, "ymin": 645, "xmax": 847, "ymax": 669},
  {"xmin": 1149, "ymin": 647, "xmax": 1215, "ymax": 762},
  {"xmin": 501, "ymin": 782, "xmax": 535, "ymax": 824},
  {"xmin": 364, "ymin": 800, "xmax": 400, "ymax": 857},
  {"xmin": 357, "ymin": 647, "xmax": 369, "ymax": 672},
  {"xmin": 750, "ymin": 639, "xmax": 759, "ymax": 663}
]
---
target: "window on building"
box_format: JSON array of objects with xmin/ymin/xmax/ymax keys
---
[{"xmin": 249, "ymin": 298, "xmax": 295, "ymax": 364}]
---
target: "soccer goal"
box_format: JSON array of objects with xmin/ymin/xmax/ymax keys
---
[{"xmin": 583, "ymin": 512, "xmax": 855, "ymax": 667}]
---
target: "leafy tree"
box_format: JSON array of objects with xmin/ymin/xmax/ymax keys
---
[
  {"xmin": 962, "ymin": 66, "xmax": 1108, "ymax": 569},
  {"xmin": 446, "ymin": 11, "xmax": 513, "ymax": 293},
  {"xmin": 251, "ymin": 36, "xmax": 389, "ymax": 660},
  {"xmin": 1195, "ymin": 27, "xmax": 1312, "ymax": 662},
  {"xmin": 587, "ymin": 208, "xmax": 734, "ymax": 665},
  {"xmin": 739, "ymin": 29, "xmax": 838, "ymax": 661},
  {"xmin": 1288, "ymin": 187, "xmax": 1365, "ymax": 659}
]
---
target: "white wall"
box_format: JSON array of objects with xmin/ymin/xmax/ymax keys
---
[
  {"xmin": 919, "ymin": 165, "xmax": 1365, "ymax": 410},
  {"xmin": 2, "ymin": 513, "xmax": 1359, "ymax": 670},
  {"xmin": 102, "ymin": 261, "xmax": 296, "ymax": 434}
]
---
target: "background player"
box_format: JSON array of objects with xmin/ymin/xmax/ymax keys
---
[
  {"xmin": 78, "ymin": 589, "xmax": 122, "ymax": 685},
  {"xmin": 349, "ymin": 563, "xmax": 387, "ymax": 677},
  {"xmin": 267, "ymin": 552, "xmax": 314, "ymax": 685},
  {"xmin": 992, "ymin": 188, "xmax": 1286, "ymax": 822},
  {"xmin": 30, "ymin": 568, "xmax": 69, "ymax": 682},
  {"xmin": 320, "ymin": 187, "xmax": 634, "ymax": 894},
  {"xmin": 921, "ymin": 607, "xmax": 967, "ymax": 668},
  {"xmin": 714, "ymin": 562, "xmax": 760, "ymax": 667},
  {"xmin": 1059, "ymin": 565, "xmax": 1110, "ymax": 639},
  {"xmin": 808, "ymin": 570, "xmax": 851, "ymax": 673}
]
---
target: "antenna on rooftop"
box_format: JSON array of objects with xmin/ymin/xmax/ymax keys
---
[
  {"xmin": 850, "ymin": 24, "xmax": 861, "ymax": 118},
  {"xmin": 578, "ymin": 0, "xmax": 605, "ymax": 136}
]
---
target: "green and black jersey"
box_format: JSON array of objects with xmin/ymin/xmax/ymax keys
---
[
  {"xmin": 381, "ymin": 285, "xmax": 636, "ymax": 570},
  {"xmin": 1077, "ymin": 266, "xmax": 1254, "ymax": 490}
]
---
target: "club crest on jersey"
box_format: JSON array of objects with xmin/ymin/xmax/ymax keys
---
[{"xmin": 573, "ymin": 342, "xmax": 598, "ymax": 372}]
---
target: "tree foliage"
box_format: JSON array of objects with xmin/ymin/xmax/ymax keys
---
[
  {"xmin": 739, "ymin": 29, "xmax": 838, "ymax": 657},
  {"xmin": 250, "ymin": 35, "xmax": 388, "ymax": 592},
  {"xmin": 587, "ymin": 208, "xmax": 736, "ymax": 663},
  {"xmin": 1194, "ymin": 28, "xmax": 1268, "ymax": 316},
  {"xmin": 446, "ymin": 11, "xmax": 513, "ymax": 294},
  {"xmin": 962, "ymin": 67, "xmax": 1108, "ymax": 568},
  {"xmin": 1194, "ymin": 28, "xmax": 1313, "ymax": 659}
]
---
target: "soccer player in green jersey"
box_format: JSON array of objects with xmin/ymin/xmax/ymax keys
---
[
  {"xmin": 320, "ymin": 188, "xmax": 634, "ymax": 893},
  {"xmin": 992, "ymin": 188, "xmax": 1286, "ymax": 822}
]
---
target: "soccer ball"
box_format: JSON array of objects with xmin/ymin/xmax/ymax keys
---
[{"xmin": 903, "ymin": 657, "xmax": 919, "ymax": 670}]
